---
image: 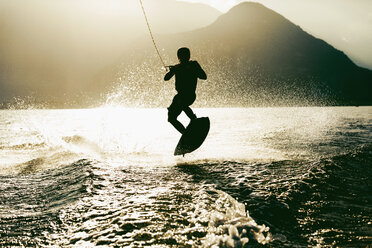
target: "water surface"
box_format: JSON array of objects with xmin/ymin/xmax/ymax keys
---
[{"xmin": 0, "ymin": 107, "xmax": 371, "ymax": 247}]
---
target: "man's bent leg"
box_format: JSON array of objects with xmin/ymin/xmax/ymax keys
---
[
  {"xmin": 168, "ymin": 104, "xmax": 185, "ymax": 134},
  {"xmin": 184, "ymin": 106, "xmax": 197, "ymax": 120},
  {"xmin": 169, "ymin": 118, "xmax": 186, "ymax": 134}
]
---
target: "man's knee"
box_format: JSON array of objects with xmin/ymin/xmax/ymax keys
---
[
  {"xmin": 168, "ymin": 111, "xmax": 176, "ymax": 123},
  {"xmin": 168, "ymin": 116, "xmax": 175, "ymax": 123},
  {"xmin": 168, "ymin": 107, "xmax": 180, "ymax": 123}
]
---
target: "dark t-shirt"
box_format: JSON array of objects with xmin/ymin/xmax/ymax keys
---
[{"xmin": 164, "ymin": 61, "xmax": 207, "ymax": 95}]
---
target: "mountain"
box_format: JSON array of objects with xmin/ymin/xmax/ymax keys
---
[
  {"xmin": 241, "ymin": 0, "xmax": 372, "ymax": 70},
  {"xmin": 112, "ymin": 2, "xmax": 371, "ymax": 107}
]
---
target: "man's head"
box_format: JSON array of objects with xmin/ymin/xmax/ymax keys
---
[{"xmin": 177, "ymin": 47, "xmax": 190, "ymax": 63}]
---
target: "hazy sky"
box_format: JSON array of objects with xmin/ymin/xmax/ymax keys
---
[
  {"xmin": 1, "ymin": 0, "xmax": 371, "ymax": 69},
  {"xmin": 184, "ymin": 0, "xmax": 372, "ymax": 69},
  {"xmin": 0, "ymin": 0, "xmax": 220, "ymax": 103}
]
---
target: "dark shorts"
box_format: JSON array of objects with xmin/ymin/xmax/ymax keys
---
[{"xmin": 168, "ymin": 93, "xmax": 196, "ymax": 118}]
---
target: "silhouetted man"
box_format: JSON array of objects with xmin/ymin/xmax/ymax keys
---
[{"xmin": 164, "ymin": 47, "xmax": 207, "ymax": 134}]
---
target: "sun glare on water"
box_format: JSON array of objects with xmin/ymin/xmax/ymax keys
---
[{"xmin": 1, "ymin": 106, "xmax": 357, "ymax": 176}]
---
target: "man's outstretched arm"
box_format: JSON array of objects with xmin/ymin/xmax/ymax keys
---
[
  {"xmin": 164, "ymin": 66, "xmax": 176, "ymax": 81},
  {"xmin": 164, "ymin": 70, "xmax": 175, "ymax": 81}
]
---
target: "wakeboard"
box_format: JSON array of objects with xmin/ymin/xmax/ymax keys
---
[{"xmin": 174, "ymin": 117, "xmax": 210, "ymax": 156}]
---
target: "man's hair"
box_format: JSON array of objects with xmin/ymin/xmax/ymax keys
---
[{"xmin": 177, "ymin": 47, "xmax": 190, "ymax": 63}]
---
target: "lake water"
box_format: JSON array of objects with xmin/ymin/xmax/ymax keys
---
[{"xmin": 0, "ymin": 107, "xmax": 371, "ymax": 247}]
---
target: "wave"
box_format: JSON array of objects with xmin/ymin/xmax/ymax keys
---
[
  {"xmin": 44, "ymin": 173, "xmax": 274, "ymax": 247},
  {"xmin": 0, "ymin": 159, "xmax": 94, "ymax": 247},
  {"xmin": 3, "ymin": 151, "xmax": 87, "ymax": 176},
  {"xmin": 0, "ymin": 142, "xmax": 47, "ymax": 150},
  {"xmin": 61, "ymin": 135, "xmax": 103, "ymax": 155},
  {"xmin": 0, "ymin": 159, "xmax": 94, "ymax": 215},
  {"xmin": 175, "ymin": 144, "xmax": 372, "ymax": 247},
  {"xmin": 285, "ymin": 144, "xmax": 372, "ymax": 246},
  {"xmin": 0, "ymin": 134, "xmax": 105, "ymax": 175},
  {"xmin": 1, "ymin": 143, "xmax": 370, "ymax": 247}
]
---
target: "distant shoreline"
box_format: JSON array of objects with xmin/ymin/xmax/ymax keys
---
[{"xmin": 1, "ymin": 105, "xmax": 370, "ymax": 110}]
